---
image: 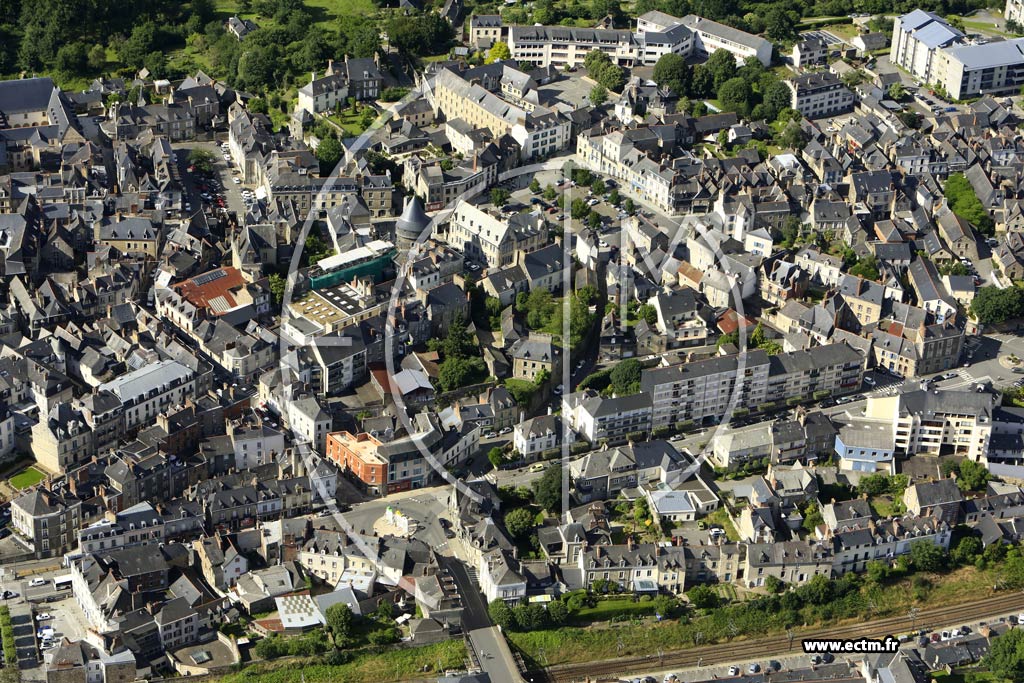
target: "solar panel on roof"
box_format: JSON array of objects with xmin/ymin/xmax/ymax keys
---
[{"xmin": 192, "ymin": 269, "xmax": 228, "ymax": 286}]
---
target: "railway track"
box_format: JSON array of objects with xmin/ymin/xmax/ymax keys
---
[{"xmin": 538, "ymin": 591, "xmax": 1024, "ymax": 683}]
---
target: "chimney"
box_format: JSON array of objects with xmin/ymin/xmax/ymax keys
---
[
  {"xmin": 595, "ymin": 545, "xmax": 602, "ymax": 558},
  {"xmin": 627, "ymin": 535, "xmax": 634, "ymax": 551},
  {"xmin": 473, "ymin": 152, "xmax": 478, "ymax": 172}
]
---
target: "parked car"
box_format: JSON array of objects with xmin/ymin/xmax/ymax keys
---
[
  {"xmin": 35, "ymin": 613, "xmax": 52, "ymax": 622},
  {"xmin": 498, "ymin": 427, "xmax": 512, "ymax": 435},
  {"xmin": 864, "ymin": 376, "xmax": 876, "ymax": 386},
  {"xmin": 727, "ymin": 666, "xmax": 740, "ymax": 676},
  {"xmin": 553, "ymin": 384, "xmax": 564, "ymax": 395},
  {"xmin": 28, "ymin": 578, "xmax": 47, "ymax": 588}
]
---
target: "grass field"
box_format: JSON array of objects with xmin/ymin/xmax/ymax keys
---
[
  {"xmin": 213, "ymin": 0, "xmax": 378, "ymax": 27},
  {"xmin": 215, "ymin": 640, "xmax": 465, "ymax": 683},
  {"xmin": 574, "ymin": 598, "xmax": 658, "ymax": 623},
  {"xmin": 9, "ymin": 467, "xmax": 46, "ymax": 490},
  {"xmin": 820, "ymin": 23, "xmax": 860, "ymax": 40}
]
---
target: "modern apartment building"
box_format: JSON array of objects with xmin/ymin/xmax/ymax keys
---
[
  {"xmin": 786, "ymin": 72, "xmax": 855, "ymax": 119},
  {"xmin": 890, "ymin": 10, "xmax": 964, "ymax": 83},
  {"xmin": 641, "ymin": 343, "xmax": 863, "ymax": 429},
  {"xmin": 504, "ymin": 11, "xmax": 769, "ymax": 69},
  {"xmin": 863, "ymin": 389, "xmax": 994, "ymax": 461},
  {"xmin": 933, "ymin": 38, "xmax": 1024, "ymax": 100}
]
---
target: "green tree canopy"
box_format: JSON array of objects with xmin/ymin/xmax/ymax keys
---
[
  {"xmin": 971, "ymin": 286, "xmax": 1024, "ymax": 324},
  {"xmin": 486, "ymin": 41, "xmax": 511, "ymax": 63},
  {"xmin": 533, "ymin": 463, "xmax": 562, "ymax": 511},
  {"xmin": 504, "ymin": 507, "xmax": 536, "ymax": 538}
]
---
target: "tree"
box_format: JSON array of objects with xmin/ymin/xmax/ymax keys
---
[
  {"xmin": 488, "ymin": 447, "xmax": 505, "ymax": 469},
  {"xmin": 87, "ymin": 44, "xmax": 107, "ymax": 71},
  {"xmin": 636, "ymin": 303, "xmax": 658, "ymax": 325},
  {"xmin": 55, "ymin": 42, "xmax": 89, "ymax": 76},
  {"xmin": 777, "ymin": 121, "xmax": 809, "ymax": 150},
  {"xmin": 268, "ymin": 274, "xmax": 286, "ymax": 306},
  {"xmin": 608, "ymin": 189, "xmax": 620, "ymax": 206},
  {"xmin": 187, "ymin": 149, "xmax": 216, "ymax": 176},
  {"xmin": 596, "ymin": 64, "xmax": 625, "ymax": 92},
  {"xmin": 491, "ymin": 188, "xmax": 511, "ymax": 207},
  {"xmin": 584, "ymin": 49, "xmax": 610, "ymax": 74},
  {"xmin": 652, "ymin": 53, "xmax": 691, "ymax": 94},
  {"xmin": 513, "ymin": 603, "xmax": 549, "ymax": 630},
  {"xmin": 971, "ymin": 286, "xmax": 1024, "ymax": 324},
  {"xmin": 909, "ymin": 540, "xmax": 947, "ymax": 572},
  {"xmin": 765, "ymin": 7, "xmax": 796, "ymax": 41},
  {"xmin": 485, "ymin": 41, "xmax": 511, "ymax": 64},
  {"xmin": 591, "ymin": 179, "xmax": 606, "ymax": 196},
  {"xmin": 534, "ymin": 463, "xmax": 562, "ymax": 511},
  {"xmin": 848, "ymin": 254, "xmax": 880, "ymax": 281},
  {"xmin": 985, "ymin": 628, "xmax": 1024, "ymax": 682},
  {"xmin": 571, "ymin": 197, "xmax": 590, "ymax": 220},
  {"xmin": 686, "ymin": 584, "xmax": 719, "ymax": 609},
  {"xmin": 387, "ymin": 13, "xmax": 453, "ymax": 57},
  {"xmin": 951, "ymin": 535, "xmax": 982, "ymax": 565},
  {"xmin": 325, "ymin": 603, "xmax": 355, "ymax": 644},
  {"xmin": 609, "ymin": 358, "xmax": 642, "ymax": 395},
  {"xmin": 624, "ymin": 198, "xmax": 635, "ymax": 215},
  {"xmin": 504, "ymin": 507, "xmax": 536, "ymax": 539},
  {"xmin": 887, "ymin": 82, "xmax": 906, "ymax": 100},
  {"xmin": 761, "ymin": 81, "xmax": 792, "ymax": 121},
  {"xmin": 764, "ymin": 575, "xmax": 785, "ymax": 594},
  {"xmin": 705, "ymin": 48, "xmax": 737, "ymax": 91},
  {"xmin": 311, "ymin": 134, "xmax": 339, "ymax": 175},
  {"xmin": 543, "ymin": 184, "xmax": 557, "ymax": 201},
  {"xmin": 336, "ymin": 14, "xmax": 382, "ymax": 58},
  {"xmin": 438, "ymin": 357, "xmax": 485, "ymax": 391},
  {"xmin": 589, "ymin": 83, "xmax": 608, "ymax": 106},
  {"xmin": 529, "ymin": 178, "xmax": 541, "ymax": 194},
  {"xmin": 587, "ymin": 211, "xmax": 602, "ymax": 230},
  {"xmin": 488, "ymin": 599, "xmax": 515, "ymax": 630},
  {"xmin": 956, "ymin": 459, "xmax": 990, "ymax": 491},
  {"xmin": 547, "ymin": 600, "xmax": 569, "ymax": 625},
  {"xmin": 802, "ymin": 501, "xmax": 824, "ymax": 534}
]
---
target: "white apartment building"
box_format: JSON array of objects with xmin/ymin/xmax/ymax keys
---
[
  {"xmin": 786, "ymin": 72, "xmax": 855, "ymax": 119},
  {"xmin": 890, "ymin": 10, "xmax": 965, "ymax": 83},
  {"xmin": 508, "ymin": 25, "xmax": 639, "ymax": 69},
  {"xmin": 933, "ymin": 38, "xmax": 1024, "ymax": 100},
  {"xmin": 641, "ymin": 350, "xmax": 771, "ymax": 429},
  {"xmin": 679, "ymin": 15, "xmax": 772, "ymax": 66},
  {"xmin": 506, "ymin": 12, "xmax": 768, "ymax": 71},
  {"xmin": 98, "ymin": 360, "xmax": 196, "ymax": 431},
  {"xmin": 863, "ymin": 389, "xmax": 994, "ymax": 461}
]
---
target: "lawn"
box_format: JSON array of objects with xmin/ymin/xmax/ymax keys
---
[
  {"xmin": 215, "ymin": 640, "xmax": 465, "ymax": 683},
  {"xmin": 953, "ymin": 16, "xmax": 1013, "ymax": 37},
  {"xmin": 820, "ymin": 23, "xmax": 860, "ymax": 40},
  {"xmin": 9, "ymin": 466, "xmax": 46, "ymax": 490},
  {"xmin": 213, "ymin": 0, "xmax": 378, "ymax": 29},
  {"xmin": 574, "ymin": 598, "xmax": 658, "ymax": 623}
]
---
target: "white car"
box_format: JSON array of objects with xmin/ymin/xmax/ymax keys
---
[
  {"xmin": 233, "ymin": 178, "xmax": 241, "ymax": 184},
  {"xmin": 35, "ymin": 613, "xmax": 52, "ymax": 621},
  {"xmin": 727, "ymin": 666, "xmax": 740, "ymax": 676},
  {"xmin": 499, "ymin": 427, "xmax": 512, "ymax": 435},
  {"xmin": 28, "ymin": 578, "xmax": 48, "ymax": 588}
]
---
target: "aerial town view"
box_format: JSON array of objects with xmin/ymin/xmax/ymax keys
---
[{"xmin": 11, "ymin": 0, "xmax": 1024, "ymax": 682}]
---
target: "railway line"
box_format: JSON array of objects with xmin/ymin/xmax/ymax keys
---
[{"xmin": 537, "ymin": 591, "xmax": 1024, "ymax": 683}]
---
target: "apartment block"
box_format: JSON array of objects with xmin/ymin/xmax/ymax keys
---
[{"xmin": 786, "ymin": 72, "xmax": 855, "ymax": 119}]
